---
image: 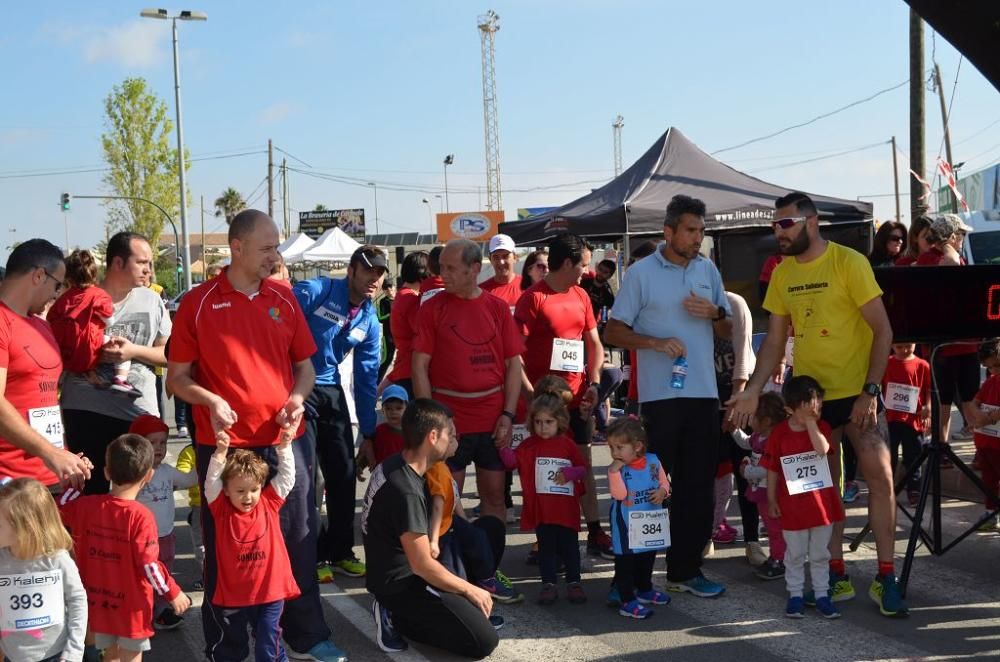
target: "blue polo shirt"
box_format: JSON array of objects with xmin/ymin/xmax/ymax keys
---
[
  {"xmin": 610, "ymin": 244, "xmax": 729, "ymax": 403},
  {"xmin": 293, "ymin": 276, "xmax": 381, "ymax": 436}
]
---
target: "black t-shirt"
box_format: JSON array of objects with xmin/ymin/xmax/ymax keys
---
[
  {"xmin": 362, "ymin": 453, "xmax": 430, "ymax": 597},
  {"xmin": 714, "ymin": 334, "xmax": 736, "ymax": 406},
  {"xmin": 379, "ymin": 297, "xmax": 394, "ymax": 343},
  {"xmin": 581, "ymin": 278, "xmax": 615, "ymax": 320}
]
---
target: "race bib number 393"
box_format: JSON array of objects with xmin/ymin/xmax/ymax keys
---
[
  {"xmin": 0, "ymin": 571, "xmax": 63, "ymax": 631},
  {"xmin": 780, "ymin": 450, "xmax": 833, "ymax": 495}
]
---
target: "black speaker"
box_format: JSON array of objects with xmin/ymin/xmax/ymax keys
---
[{"xmin": 395, "ymin": 246, "xmax": 405, "ymax": 265}]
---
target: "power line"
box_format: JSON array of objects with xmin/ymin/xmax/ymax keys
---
[
  {"xmin": 748, "ymin": 141, "xmax": 890, "ymax": 173},
  {"xmin": 954, "ymin": 117, "xmax": 1000, "ymax": 146},
  {"xmin": 272, "ymin": 146, "xmax": 312, "ymax": 168},
  {"xmin": 0, "ymin": 148, "xmax": 266, "ymax": 180},
  {"xmin": 711, "ymin": 78, "xmax": 912, "ymax": 155}
]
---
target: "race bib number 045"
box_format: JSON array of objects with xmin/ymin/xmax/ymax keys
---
[
  {"xmin": 0, "ymin": 571, "xmax": 63, "ymax": 631},
  {"xmin": 549, "ymin": 338, "xmax": 584, "ymax": 373},
  {"xmin": 780, "ymin": 450, "xmax": 833, "ymax": 495}
]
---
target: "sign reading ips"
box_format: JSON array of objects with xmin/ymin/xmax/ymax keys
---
[{"xmin": 436, "ymin": 211, "xmax": 504, "ymax": 242}]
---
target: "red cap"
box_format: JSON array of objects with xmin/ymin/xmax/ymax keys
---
[{"xmin": 128, "ymin": 415, "xmax": 169, "ymax": 438}]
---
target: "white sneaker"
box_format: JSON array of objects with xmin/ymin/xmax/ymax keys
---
[
  {"xmin": 506, "ymin": 507, "xmax": 517, "ymax": 524},
  {"xmin": 702, "ymin": 540, "xmax": 715, "ymax": 558},
  {"xmin": 745, "ymin": 542, "xmax": 767, "ymax": 566}
]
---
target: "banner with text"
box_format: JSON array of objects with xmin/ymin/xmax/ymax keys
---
[
  {"xmin": 436, "ymin": 211, "xmax": 504, "ymax": 242},
  {"xmin": 298, "ymin": 209, "xmax": 366, "ymax": 240}
]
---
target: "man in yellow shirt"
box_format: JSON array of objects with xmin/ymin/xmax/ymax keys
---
[{"xmin": 729, "ymin": 192, "xmax": 904, "ymax": 617}]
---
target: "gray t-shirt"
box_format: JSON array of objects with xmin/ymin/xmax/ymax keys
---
[
  {"xmin": 59, "ymin": 286, "xmax": 171, "ymax": 420},
  {"xmin": 0, "ymin": 548, "xmax": 87, "ymax": 662}
]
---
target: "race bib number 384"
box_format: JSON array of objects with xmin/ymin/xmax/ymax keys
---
[{"xmin": 0, "ymin": 571, "xmax": 64, "ymax": 631}]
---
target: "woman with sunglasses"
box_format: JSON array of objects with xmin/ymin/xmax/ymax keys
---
[
  {"xmin": 869, "ymin": 222, "xmax": 907, "ymax": 268},
  {"xmin": 520, "ymin": 249, "xmax": 549, "ymax": 290}
]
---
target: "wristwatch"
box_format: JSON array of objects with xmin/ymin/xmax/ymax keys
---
[
  {"xmin": 862, "ymin": 382, "xmax": 881, "ymax": 398},
  {"xmin": 714, "ymin": 305, "xmax": 727, "ymax": 321}
]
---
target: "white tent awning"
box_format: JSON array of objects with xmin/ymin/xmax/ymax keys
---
[
  {"xmin": 279, "ymin": 233, "xmax": 317, "ymax": 264},
  {"xmin": 301, "ymin": 227, "xmax": 362, "ymax": 263}
]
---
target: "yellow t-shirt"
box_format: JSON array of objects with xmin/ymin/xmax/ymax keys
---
[
  {"xmin": 176, "ymin": 443, "xmax": 200, "ymax": 506},
  {"xmin": 763, "ymin": 242, "xmax": 882, "ymax": 400}
]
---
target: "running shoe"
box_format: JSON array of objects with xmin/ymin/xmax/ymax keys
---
[
  {"xmin": 526, "ymin": 543, "xmax": 539, "ymax": 565},
  {"xmin": 287, "ymin": 640, "xmax": 348, "ymax": 662},
  {"xmin": 951, "ymin": 426, "xmax": 974, "ymax": 441},
  {"xmin": 842, "ymin": 480, "xmax": 860, "ymax": 503},
  {"xmin": 176, "ymin": 426, "xmax": 189, "ymax": 438},
  {"xmin": 586, "ymin": 531, "xmax": 615, "ymax": 559},
  {"xmin": 830, "ymin": 573, "xmax": 856, "ymax": 602},
  {"xmin": 785, "ymin": 596, "xmax": 805, "ymax": 619},
  {"xmin": 755, "ymin": 558, "xmax": 785, "ymax": 581},
  {"xmin": 372, "ymin": 600, "xmax": 407, "ymax": 653},
  {"xmin": 537, "ymin": 582, "xmax": 558, "ymax": 605},
  {"xmin": 331, "ymin": 556, "xmax": 366, "ymax": 578},
  {"xmin": 702, "ymin": 540, "xmax": 715, "ymax": 558},
  {"xmin": 489, "ymin": 614, "xmax": 505, "ymax": 630},
  {"xmin": 745, "ymin": 542, "xmax": 768, "ymax": 566},
  {"xmin": 567, "ymin": 581, "xmax": 587, "ymax": 604},
  {"xmin": 153, "ymin": 607, "xmax": 183, "ymax": 630},
  {"xmin": 110, "ymin": 377, "xmax": 141, "ymax": 397},
  {"xmin": 869, "ymin": 574, "xmax": 908, "ymax": 617},
  {"xmin": 978, "ymin": 513, "xmax": 1000, "ymax": 532},
  {"xmin": 636, "ymin": 589, "xmax": 670, "ymax": 606},
  {"xmin": 711, "ymin": 522, "xmax": 738, "ymax": 544},
  {"xmin": 316, "ymin": 563, "xmax": 335, "ymax": 584},
  {"xmin": 506, "ymin": 507, "xmax": 517, "ymax": 524},
  {"xmin": 480, "ymin": 573, "xmax": 523, "ymax": 604},
  {"xmin": 815, "ymin": 596, "xmax": 841, "ymax": 619},
  {"xmin": 907, "ymin": 489, "xmax": 921, "ymax": 508},
  {"xmin": 605, "ymin": 584, "xmax": 621, "ymax": 608},
  {"xmin": 619, "ymin": 598, "xmax": 653, "ymax": 619},
  {"xmin": 665, "ymin": 574, "xmax": 725, "ymax": 598}
]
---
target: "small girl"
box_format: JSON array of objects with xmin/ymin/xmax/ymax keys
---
[
  {"xmin": 606, "ymin": 417, "xmax": 672, "ymax": 619},
  {"xmin": 967, "ymin": 338, "xmax": 1000, "ymax": 531},
  {"xmin": 47, "ymin": 249, "xmax": 138, "ymax": 395},
  {"xmin": 501, "ymin": 375, "xmax": 588, "ymax": 606},
  {"xmin": 0, "ymin": 478, "xmax": 88, "ymax": 662},
  {"xmin": 205, "ymin": 432, "xmax": 300, "ymax": 661},
  {"xmin": 734, "ymin": 392, "xmax": 788, "ymax": 580}
]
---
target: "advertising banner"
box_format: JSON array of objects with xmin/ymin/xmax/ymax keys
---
[
  {"xmin": 435, "ymin": 211, "xmax": 504, "ymax": 242},
  {"xmin": 298, "ymin": 209, "xmax": 366, "ymax": 239}
]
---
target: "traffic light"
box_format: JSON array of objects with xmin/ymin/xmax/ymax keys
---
[
  {"xmin": 60, "ymin": 193, "xmax": 71, "ymax": 211},
  {"xmin": 176, "ymin": 257, "xmax": 183, "ymax": 274}
]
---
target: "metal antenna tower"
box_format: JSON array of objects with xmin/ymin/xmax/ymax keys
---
[
  {"xmin": 478, "ymin": 10, "xmax": 502, "ymax": 211},
  {"xmin": 613, "ymin": 115, "xmax": 624, "ymax": 176}
]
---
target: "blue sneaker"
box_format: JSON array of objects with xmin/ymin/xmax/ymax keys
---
[
  {"xmin": 372, "ymin": 599, "xmax": 407, "ymax": 653},
  {"xmin": 869, "ymin": 574, "xmax": 908, "ymax": 617},
  {"xmin": 636, "ymin": 589, "xmax": 671, "ymax": 606},
  {"xmin": 843, "ymin": 480, "xmax": 860, "ymax": 503},
  {"xmin": 619, "ymin": 598, "xmax": 653, "ymax": 619},
  {"xmin": 605, "ymin": 584, "xmax": 621, "ymax": 608},
  {"xmin": 785, "ymin": 596, "xmax": 805, "ymax": 618},
  {"xmin": 489, "ymin": 614, "xmax": 505, "ymax": 630},
  {"xmin": 287, "ymin": 640, "xmax": 349, "ymax": 662},
  {"xmin": 815, "ymin": 596, "xmax": 841, "ymax": 619},
  {"xmin": 665, "ymin": 575, "xmax": 725, "ymax": 598}
]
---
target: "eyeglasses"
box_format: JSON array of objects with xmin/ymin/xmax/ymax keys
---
[
  {"xmin": 771, "ymin": 216, "xmax": 807, "ymax": 230},
  {"xmin": 42, "ymin": 269, "xmax": 65, "ymax": 293},
  {"xmin": 532, "ymin": 263, "xmax": 549, "ymax": 271},
  {"xmin": 888, "ymin": 235, "xmax": 905, "ymax": 242}
]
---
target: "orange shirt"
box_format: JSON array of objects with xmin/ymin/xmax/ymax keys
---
[
  {"xmin": 169, "ymin": 269, "xmax": 317, "ymax": 447},
  {"xmin": 425, "ymin": 461, "xmax": 455, "ymax": 537}
]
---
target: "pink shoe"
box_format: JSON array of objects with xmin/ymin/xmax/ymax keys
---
[
  {"xmin": 110, "ymin": 377, "xmax": 141, "ymax": 398},
  {"xmin": 712, "ymin": 522, "xmax": 738, "ymax": 544}
]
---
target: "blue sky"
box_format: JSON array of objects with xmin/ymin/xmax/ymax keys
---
[{"xmin": 2, "ymin": 1, "xmax": 998, "ymax": 257}]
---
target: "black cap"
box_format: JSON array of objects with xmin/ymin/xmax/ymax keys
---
[{"xmin": 352, "ymin": 247, "xmax": 389, "ymax": 272}]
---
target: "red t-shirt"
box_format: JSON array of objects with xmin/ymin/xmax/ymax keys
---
[
  {"xmin": 882, "ymin": 355, "xmax": 931, "ymax": 431},
  {"xmin": 895, "ymin": 254, "xmax": 917, "ymax": 266},
  {"xmin": 760, "ymin": 420, "xmax": 845, "ymax": 531},
  {"xmin": 373, "ymin": 422, "xmax": 405, "ymax": 466},
  {"xmin": 481, "ymin": 275, "xmax": 523, "ymax": 311},
  {"xmin": 0, "ymin": 304, "xmax": 62, "ymax": 485},
  {"xmin": 209, "ymin": 486, "xmax": 300, "ymax": 607},
  {"xmin": 60, "ymin": 493, "xmax": 180, "ymax": 638},
  {"xmin": 974, "ymin": 375, "xmax": 1000, "ymax": 452},
  {"xmin": 169, "ymin": 269, "xmax": 317, "ymax": 448},
  {"xmin": 414, "ymin": 291, "xmax": 524, "ymax": 435},
  {"xmin": 515, "ymin": 281, "xmax": 596, "ymax": 407},
  {"xmin": 627, "ymin": 350, "xmax": 639, "ymax": 402},
  {"xmin": 759, "ymin": 254, "xmax": 784, "ymax": 283},
  {"xmin": 420, "ymin": 275, "xmax": 444, "ymax": 293},
  {"xmin": 388, "ymin": 287, "xmax": 419, "ymax": 382},
  {"xmin": 46, "ymin": 285, "xmax": 114, "ymax": 372},
  {"xmin": 511, "ymin": 434, "xmax": 586, "ymax": 531}
]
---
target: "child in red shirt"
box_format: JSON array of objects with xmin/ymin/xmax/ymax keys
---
[
  {"xmin": 370, "ymin": 385, "xmax": 408, "ymax": 469},
  {"xmin": 47, "ymin": 249, "xmax": 138, "ymax": 395},
  {"xmin": 501, "ymin": 375, "xmax": 587, "ymax": 606},
  {"xmin": 59, "ymin": 434, "xmax": 190, "ymax": 661},
  {"xmin": 763, "ymin": 376, "xmax": 844, "ymax": 620},
  {"xmin": 204, "ymin": 431, "xmax": 300, "ymax": 662},
  {"xmin": 964, "ymin": 339, "xmax": 1000, "ymax": 531},
  {"xmin": 882, "ymin": 343, "xmax": 932, "ymax": 505}
]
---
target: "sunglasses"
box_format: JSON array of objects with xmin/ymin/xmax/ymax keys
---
[
  {"xmin": 888, "ymin": 235, "xmax": 904, "ymax": 242},
  {"xmin": 771, "ymin": 216, "xmax": 806, "ymax": 230}
]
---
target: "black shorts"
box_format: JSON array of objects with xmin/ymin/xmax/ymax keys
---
[
  {"xmin": 568, "ymin": 408, "xmax": 593, "ymax": 445},
  {"xmin": 932, "ymin": 352, "xmax": 980, "ymax": 405},
  {"xmin": 446, "ymin": 432, "xmax": 504, "ymax": 472},
  {"xmin": 821, "ymin": 395, "xmax": 886, "ymax": 430}
]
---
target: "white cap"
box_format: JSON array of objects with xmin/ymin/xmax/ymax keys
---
[{"xmin": 488, "ymin": 234, "xmax": 516, "ymax": 254}]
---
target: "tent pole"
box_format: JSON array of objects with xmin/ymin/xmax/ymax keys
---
[{"xmin": 622, "ymin": 203, "xmax": 631, "ymax": 288}]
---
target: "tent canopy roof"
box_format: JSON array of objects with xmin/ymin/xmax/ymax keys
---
[
  {"xmin": 499, "ymin": 127, "xmax": 872, "ymax": 243},
  {"xmin": 278, "ymin": 233, "xmax": 316, "ymax": 263},
  {"xmin": 300, "ymin": 227, "xmax": 362, "ymax": 263}
]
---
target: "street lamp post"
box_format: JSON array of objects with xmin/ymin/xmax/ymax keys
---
[
  {"xmin": 421, "ymin": 198, "xmax": 434, "ymax": 234},
  {"xmin": 443, "ymin": 154, "xmax": 454, "ymax": 212},
  {"xmin": 434, "ymin": 194, "xmax": 444, "ymax": 213},
  {"xmin": 140, "ymin": 8, "xmax": 206, "ymax": 292},
  {"xmin": 367, "ymin": 182, "xmax": 379, "ymax": 235}
]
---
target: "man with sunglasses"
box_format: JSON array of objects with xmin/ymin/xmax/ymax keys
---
[
  {"xmin": 728, "ymin": 192, "xmax": 906, "ymax": 617},
  {"xmin": 0, "ymin": 239, "xmax": 93, "ymax": 491}
]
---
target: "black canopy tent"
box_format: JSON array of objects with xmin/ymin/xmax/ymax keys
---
[{"xmin": 498, "ymin": 127, "xmax": 872, "ymax": 243}]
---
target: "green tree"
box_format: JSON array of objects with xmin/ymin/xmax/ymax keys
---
[
  {"xmin": 314, "ymin": 204, "xmax": 328, "ymax": 212},
  {"xmin": 213, "ymin": 187, "xmax": 246, "ymax": 224},
  {"xmin": 100, "ymin": 77, "xmax": 188, "ymax": 250}
]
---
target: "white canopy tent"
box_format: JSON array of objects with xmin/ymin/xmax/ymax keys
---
[
  {"xmin": 301, "ymin": 227, "xmax": 363, "ymax": 263},
  {"xmin": 278, "ymin": 233, "xmax": 317, "ymax": 265}
]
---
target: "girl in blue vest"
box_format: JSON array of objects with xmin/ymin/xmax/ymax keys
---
[{"xmin": 607, "ymin": 417, "xmax": 672, "ymax": 619}]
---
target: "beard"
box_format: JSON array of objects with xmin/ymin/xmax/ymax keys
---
[{"xmin": 778, "ymin": 229, "xmax": 811, "ymax": 256}]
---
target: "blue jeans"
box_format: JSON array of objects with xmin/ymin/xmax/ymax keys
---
[
  {"xmin": 209, "ymin": 599, "xmax": 287, "ymax": 662},
  {"xmin": 197, "ymin": 438, "xmax": 331, "ymax": 658}
]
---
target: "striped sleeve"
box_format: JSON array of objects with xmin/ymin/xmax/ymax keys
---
[{"xmin": 134, "ymin": 510, "xmax": 181, "ymax": 600}]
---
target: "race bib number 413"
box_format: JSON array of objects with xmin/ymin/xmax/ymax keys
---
[
  {"xmin": 780, "ymin": 450, "xmax": 833, "ymax": 495},
  {"xmin": 0, "ymin": 571, "xmax": 63, "ymax": 631}
]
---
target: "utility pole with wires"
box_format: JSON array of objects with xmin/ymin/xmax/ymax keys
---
[
  {"xmin": 267, "ymin": 139, "xmax": 274, "ymax": 219},
  {"xmin": 891, "ymin": 136, "xmax": 902, "ymax": 223},
  {"xmin": 200, "ymin": 194, "xmax": 206, "ymax": 279},
  {"xmin": 933, "ymin": 63, "xmax": 958, "ymax": 211},
  {"xmin": 282, "ymin": 158, "xmax": 290, "ymax": 239},
  {"xmin": 613, "ymin": 115, "xmax": 624, "ymax": 177},
  {"xmin": 478, "ymin": 10, "xmax": 502, "ymax": 212},
  {"xmin": 909, "ymin": 10, "xmax": 927, "ymax": 220}
]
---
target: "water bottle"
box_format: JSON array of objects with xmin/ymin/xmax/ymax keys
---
[
  {"xmin": 599, "ymin": 306, "xmax": 608, "ymax": 324},
  {"xmin": 670, "ymin": 356, "xmax": 688, "ymax": 389}
]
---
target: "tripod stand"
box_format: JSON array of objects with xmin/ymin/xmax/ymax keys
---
[{"xmin": 848, "ymin": 342, "xmax": 1000, "ymax": 597}]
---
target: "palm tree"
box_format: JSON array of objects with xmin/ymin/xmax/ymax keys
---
[{"xmin": 214, "ymin": 187, "xmax": 247, "ymax": 224}]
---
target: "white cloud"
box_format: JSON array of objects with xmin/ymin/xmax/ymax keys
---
[
  {"xmin": 43, "ymin": 20, "xmax": 168, "ymax": 69},
  {"xmin": 258, "ymin": 102, "xmax": 295, "ymax": 125}
]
